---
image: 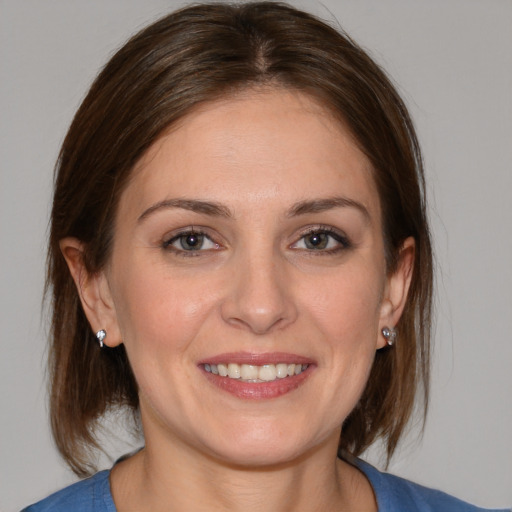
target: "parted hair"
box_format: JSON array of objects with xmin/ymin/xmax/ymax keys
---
[{"xmin": 47, "ymin": 1, "xmax": 433, "ymax": 476}]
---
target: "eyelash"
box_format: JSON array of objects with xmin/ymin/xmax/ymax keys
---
[
  {"xmin": 291, "ymin": 226, "xmax": 351, "ymax": 255},
  {"xmin": 161, "ymin": 226, "xmax": 351, "ymax": 257},
  {"xmin": 162, "ymin": 229, "xmax": 220, "ymax": 257}
]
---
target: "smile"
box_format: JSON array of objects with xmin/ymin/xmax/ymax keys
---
[{"xmin": 203, "ymin": 363, "xmax": 309, "ymax": 382}]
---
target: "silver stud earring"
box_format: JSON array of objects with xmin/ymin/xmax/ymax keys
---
[
  {"xmin": 96, "ymin": 329, "xmax": 106, "ymax": 348},
  {"xmin": 381, "ymin": 326, "xmax": 397, "ymax": 346}
]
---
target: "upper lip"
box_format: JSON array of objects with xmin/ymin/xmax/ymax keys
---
[{"xmin": 198, "ymin": 352, "xmax": 315, "ymax": 366}]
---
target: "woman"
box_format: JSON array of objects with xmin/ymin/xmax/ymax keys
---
[{"xmin": 22, "ymin": 2, "xmax": 509, "ymax": 511}]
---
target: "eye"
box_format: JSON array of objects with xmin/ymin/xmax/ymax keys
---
[
  {"xmin": 163, "ymin": 230, "xmax": 220, "ymax": 253},
  {"xmin": 291, "ymin": 227, "xmax": 350, "ymax": 253}
]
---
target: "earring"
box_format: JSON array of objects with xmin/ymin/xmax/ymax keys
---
[
  {"xmin": 381, "ymin": 326, "xmax": 397, "ymax": 346},
  {"xmin": 96, "ymin": 329, "xmax": 107, "ymax": 348}
]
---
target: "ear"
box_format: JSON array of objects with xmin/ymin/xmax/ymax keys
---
[
  {"xmin": 377, "ymin": 237, "xmax": 415, "ymax": 349},
  {"xmin": 59, "ymin": 237, "xmax": 123, "ymax": 347}
]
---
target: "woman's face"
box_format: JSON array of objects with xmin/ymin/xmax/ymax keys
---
[{"xmin": 96, "ymin": 89, "xmax": 409, "ymax": 466}]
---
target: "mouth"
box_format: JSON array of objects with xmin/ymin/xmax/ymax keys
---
[
  {"xmin": 198, "ymin": 353, "xmax": 314, "ymax": 399},
  {"xmin": 203, "ymin": 362, "xmax": 309, "ymax": 382}
]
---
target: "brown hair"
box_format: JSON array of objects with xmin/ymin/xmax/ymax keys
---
[{"xmin": 47, "ymin": 1, "xmax": 433, "ymax": 476}]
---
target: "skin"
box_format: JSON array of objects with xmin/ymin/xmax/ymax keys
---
[{"xmin": 62, "ymin": 88, "xmax": 414, "ymax": 511}]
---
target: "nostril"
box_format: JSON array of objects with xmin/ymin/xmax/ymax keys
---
[
  {"xmin": 224, "ymin": 313, "xmax": 286, "ymax": 335},
  {"xmin": 220, "ymin": 279, "xmax": 298, "ymax": 335}
]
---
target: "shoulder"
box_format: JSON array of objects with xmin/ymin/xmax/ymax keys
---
[
  {"xmin": 355, "ymin": 458, "xmax": 510, "ymax": 512},
  {"xmin": 21, "ymin": 470, "xmax": 116, "ymax": 512}
]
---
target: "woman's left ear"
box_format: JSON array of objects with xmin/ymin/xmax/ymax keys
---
[{"xmin": 377, "ymin": 237, "xmax": 415, "ymax": 349}]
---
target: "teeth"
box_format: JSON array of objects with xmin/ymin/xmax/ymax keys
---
[
  {"xmin": 276, "ymin": 363, "xmax": 288, "ymax": 379},
  {"xmin": 240, "ymin": 364, "xmax": 258, "ymax": 380},
  {"xmin": 228, "ymin": 363, "xmax": 241, "ymax": 379},
  {"xmin": 259, "ymin": 364, "xmax": 277, "ymax": 381},
  {"xmin": 204, "ymin": 362, "xmax": 309, "ymax": 382}
]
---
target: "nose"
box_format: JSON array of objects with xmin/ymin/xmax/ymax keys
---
[{"xmin": 220, "ymin": 249, "xmax": 298, "ymax": 335}]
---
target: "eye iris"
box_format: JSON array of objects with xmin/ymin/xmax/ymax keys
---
[
  {"xmin": 305, "ymin": 233, "xmax": 328, "ymax": 249},
  {"xmin": 180, "ymin": 233, "xmax": 203, "ymax": 250}
]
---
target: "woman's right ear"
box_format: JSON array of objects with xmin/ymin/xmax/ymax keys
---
[{"xmin": 59, "ymin": 237, "xmax": 122, "ymax": 347}]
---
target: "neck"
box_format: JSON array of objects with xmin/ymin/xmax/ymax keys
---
[{"xmin": 110, "ymin": 431, "xmax": 376, "ymax": 512}]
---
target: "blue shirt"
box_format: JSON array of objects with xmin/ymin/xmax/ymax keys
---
[{"xmin": 23, "ymin": 459, "xmax": 510, "ymax": 511}]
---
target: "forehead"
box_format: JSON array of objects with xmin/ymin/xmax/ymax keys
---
[{"xmin": 119, "ymin": 88, "xmax": 379, "ymax": 220}]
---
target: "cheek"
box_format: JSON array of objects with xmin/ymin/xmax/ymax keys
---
[
  {"xmin": 306, "ymin": 264, "xmax": 384, "ymax": 339},
  {"xmin": 110, "ymin": 264, "xmax": 220, "ymax": 415},
  {"xmin": 111, "ymin": 258, "xmax": 218, "ymax": 359},
  {"xmin": 302, "ymin": 262, "xmax": 384, "ymax": 405}
]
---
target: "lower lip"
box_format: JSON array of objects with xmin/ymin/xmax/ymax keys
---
[{"xmin": 201, "ymin": 366, "xmax": 313, "ymax": 400}]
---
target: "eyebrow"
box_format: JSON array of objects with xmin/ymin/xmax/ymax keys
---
[
  {"xmin": 137, "ymin": 195, "xmax": 370, "ymax": 223},
  {"xmin": 287, "ymin": 196, "xmax": 370, "ymax": 222},
  {"xmin": 138, "ymin": 198, "xmax": 232, "ymax": 222}
]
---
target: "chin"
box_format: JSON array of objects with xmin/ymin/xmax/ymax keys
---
[
  {"xmin": 213, "ymin": 444, "xmax": 303, "ymax": 469},
  {"xmin": 201, "ymin": 421, "xmax": 326, "ymax": 469}
]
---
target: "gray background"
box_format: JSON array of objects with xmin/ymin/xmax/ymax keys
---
[{"xmin": 1, "ymin": 1, "xmax": 511, "ymax": 510}]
